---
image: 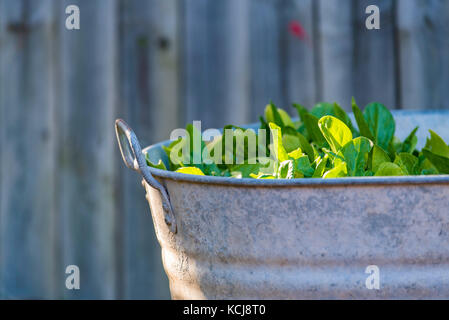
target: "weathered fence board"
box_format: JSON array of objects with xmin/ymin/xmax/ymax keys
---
[
  {"xmin": 317, "ymin": 0, "xmax": 354, "ymax": 108},
  {"xmin": 184, "ymin": 0, "xmax": 250, "ymax": 128},
  {"xmin": 283, "ymin": 0, "xmax": 317, "ymax": 111},
  {"xmin": 59, "ymin": 0, "xmax": 118, "ymax": 299},
  {"xmin": 354, "ymin": 0, "xmax": 397, "ymax": 109},
  {"xmin": 249, "ymin": 0, "xmax": 284, "ymax": 117},
  {"xmin": 118, "ymin": 0, "xmax": 174, "ymax": 299},
  {"xmin": 0, "ymin": 0, "xmax": 58, "ymax": 299},
  {"xmin": 225, "ymin": 0, "xmax": 250, "ymax": 125},
  {"xmin": 397, "ymin": 0, "xmax": 449, "ymax": 109}
]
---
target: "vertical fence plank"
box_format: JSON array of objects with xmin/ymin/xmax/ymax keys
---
[
  {"xmin": 59, "ymin": 0, "xmax": 118, "ymax": 299},
  {"xmin": 118, "ymin": 0, "xmax": 178, "ymax": 299},
  {"xmin": 283, "ymin": 0, "xmax": 317, "ymax": 110},
  {"xmin": 397, "ymin": 0, "xmax": 449, "ymax": 110},
  {"xmin": 317, "ymin": 0, "xmax": 354, "ymax": 108},
  {"xmin": 184, "ymin": 0, "xmax": 250, "ymax": 128},
  {"xmin": 354, "ymin": 0, "xmax": 397, "ymax": 108},
  {"xmin": 149, "ymin": 0, "xmax": 182, "ymax": 141},
  {"xmin": 249, "ymin": 0, "xmax": 284, "ymax": 116},
  {"xmin": 226, "ymin": 0, "xmax": 250, "ymax": 125},
  {"xmin": 0, "ymin": 0, "xmax": 58, "ymax": 298}
]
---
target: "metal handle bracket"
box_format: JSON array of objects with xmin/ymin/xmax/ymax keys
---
[{"xmin": 115, "ymin": 119, "xmax": 177, "ymax": 233}]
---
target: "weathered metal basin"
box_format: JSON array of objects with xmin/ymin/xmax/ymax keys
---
[{"xmin": 116, "ymin": 111, "xmax": 449, "ymax": 299}]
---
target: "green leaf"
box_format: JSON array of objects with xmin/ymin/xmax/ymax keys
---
[
  {"xmin": 257, "ymin": 157, "xmax": 277, "ymax": 176},
  {"xmin": 313, "ymin": 155, "xmax": 329, "ymax": 178},
  {"xmin": 371, "ymin": 145, "xmax": 391, "ymax": 173},
  {"xmin": 282, "ymin": 127, "xmax": 314, "ymax": 163},
  {"xmin": 387, "ymin": 136, "xmax": 403, "ymax": 160},
  {"xmin": 422, "ymin": 131, "xmax": 449, "ymax": 174},
  {"xmin": 277, "ymin": 108, "xmax": 295, "ymax": 128},
  {"xmin": 363, "ymin": 102, "xmax": 395, "ymax": 150},
  {"xmin": 292, "ymin": 103, "xmax": 308, "ymax": 123},
  {"xmin": 259, "ymin": 115, "xmax": 269, "ymax": 129},
  {"xmin": 424, "ymin": 130, "xmax": 449, "ymax": 158},
  {"xmin": 401, "ymin": 126, "xmax": 419, "ymax": 153},
  {"xmin": 310, "ymin": 102, "xmax": 335, "ymax": 118},
  {"xmin": 303, "ymin": 113, "xmax": 326, "ymax": 145},
  {"xmin": 293, "ymin": 155, "xmax": 315, "ymax": 178},
  {"xmin": 296, "ymin": 132, "xmax": 315, "ymax": 163},
  {"xmin": 176, "ymin": 167, "xmax": 205, "ymax": 176},
  {"xmin": 146, "ymin": 157, "xmax": 167, "ymax": 170},
  {"xmin": 287, "ymin": 147, "xmax": 303, "ymax": 160},
  {"xmin": 229, "ymin": 163, "xmax": 260, "ymax": 178},
  {"xmin": 250, "ymin": 173, "xmax": 276, "ymax": 179},
  {"xmin": 163, "ymin": 137, "xmax": 189, "ymax": 170},
  {"xmin": 351, "ymin": 97, "xmax": 374, "ymax": 140},
  {"xmin": 277, "ymin": 160, "xmax": 294, "ymax": 179},
  {"xmin": 421, "ymin": 168, "xmax": 439, "ymax": 175},
  {"xmin": 282, "ymin": 127, "xmax": 302, "ymax": 153},
  {"xmin": 323, "ymin": 162, "xmax": 348, "ymax": 179},
  {"xmin": 338, "ymin": 137, "xmax": 373, "ymax": 176},
  {"xmin": 332, "ymin": 102, "xmax": 356, "ymax": 133},
  {"xmin": 259, "ymin": 116, "xmax": 271, "ymax": 156},
  {"xmin": 310, "ymin": 102, "xmax": 355, "ymax": 133},
  {"xmin": 394, "ymin": 153, "xmax": 419, "ymax": 175},
  {"xmin": 198, "ymin": 159, "xmax": 222, "ymax": 177},
  {"xmin": 422, "ymin": 149, "xmax": 449, "ymax": 174},
  {"xmin": 265, "ymin": 102, "xmax": 284, "ymax": 128},
  {"xmin": 268, "ymin": 123, "xmax": 289, "ymax": 162},
  {"xmin": 322, "ymin": 147, "xmax": 342, "ymax": 165},
  {"xmin": 418, "ymin": 156, "xmax": 439, "ymax": 175},
  {"xmin": 318, "ymin": 116, "xmax": 353, "ymax": 153},
  {"xmin": 374, "ymin": 162, "xmax": 406, "ymax": 177}
]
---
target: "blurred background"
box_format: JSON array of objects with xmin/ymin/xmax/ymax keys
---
[{"xmin": 0, "ymin": 0, "xmax": 448, "ymax": 299}]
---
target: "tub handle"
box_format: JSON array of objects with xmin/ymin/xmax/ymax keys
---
[{"xmin": 115, "ymin": 119, "xmax": 177, "ymax": 233}]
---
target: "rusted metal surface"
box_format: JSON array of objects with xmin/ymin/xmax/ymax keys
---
[{"xmin": 117, "ymin": 111, "xmax": 449, "ymax": 299}]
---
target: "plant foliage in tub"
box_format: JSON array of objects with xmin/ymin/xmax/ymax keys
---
[{"xmin": 146, "ymin": 98, "xmax": 449, "ymax": 179}]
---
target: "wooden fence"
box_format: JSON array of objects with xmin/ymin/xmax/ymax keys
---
[{"xmin": 0, "ymin": 0, "xmax": 448, "ymax": 299}]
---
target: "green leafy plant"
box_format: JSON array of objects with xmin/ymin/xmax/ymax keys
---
[{"xmin": 147, "ymin": 99, "xmax": 449, "ymax": 179}]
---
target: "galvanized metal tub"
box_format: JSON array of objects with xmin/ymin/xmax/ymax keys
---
[{"xmin": 116, "ymin": 111, "xmax": 449, "ymax": 299}]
